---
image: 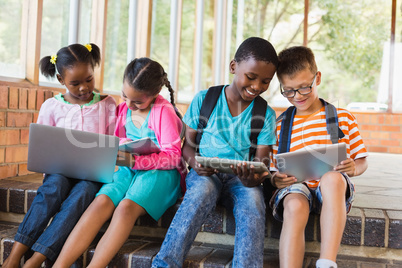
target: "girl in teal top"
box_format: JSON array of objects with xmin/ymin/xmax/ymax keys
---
[{"xmin": 54, "ymin": 58, "xmax": 184, "ymax": 267}]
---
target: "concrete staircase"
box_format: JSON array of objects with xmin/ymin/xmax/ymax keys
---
[{"xmin": 1, "ymin": 162, "xmax": 402, "ymax": 268}]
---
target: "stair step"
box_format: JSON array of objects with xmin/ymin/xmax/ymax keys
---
[
  {"xmin": 1, "ymin": 223, "xmax": 402, "ymax": 267},
  {"xmin": 1, "ymin": 175, "xmax": 402, "ymax": 266}
]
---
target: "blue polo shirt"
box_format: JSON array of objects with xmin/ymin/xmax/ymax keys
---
[{"xmin": 183, "ymin": 86, "xmax": 276, "ymax": 161}]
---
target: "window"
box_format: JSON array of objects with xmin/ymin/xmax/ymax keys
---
[
  {"xmin": 150, "ymin": 0, "xmax": 171, "ymax": 100},
  {"xmin": 150, "ymin": 0, "xmax": 171, "ymax": 71},
  {"xmin": 308, "ymin": 0, "xmax": 391, "ymax": 109},
  {"xmin": 177, "ymin": 0, "xmax": 196, "ymax": 102},
  {"xmin": 40, "ymin": 0, "xmax": 93, "ymax": 85},
  {"xmin": 103, "ymin": 0, "xmax": 129, "ymax": 92},
  {"xmin": 389, "ymin": 0, "xmax": 402, "ymax": 112},
  {"xmin": 0, "ymin": 1, "xmax": 400, "ymax": 112},
  {"xmin": 0, "ymin": 0, "xmax": 26, "ymax": 78}
]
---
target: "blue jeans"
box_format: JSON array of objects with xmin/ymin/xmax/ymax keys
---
[
  {"xmin": 152, "ymin": 169, "xmax": 266, "ymax": 268},
  {"xmin": 14, "ymin": 173, "xmax": 101, "ymax": 261}
]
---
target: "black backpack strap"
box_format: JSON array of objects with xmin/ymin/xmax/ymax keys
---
[
  {"xmin": 320, "ymin": 98, "xmax": 345, "ymax": 144},
  {"xmin": 277, "ymin": 106, "xmax": 297, "ymax": 154},
  {"xmin": 249, "ymin": 96, "xmax": 267, "ymax": 161},
  {"xmin": 195, "ymin": 85, "xmax": 225, "ymax": 153}
]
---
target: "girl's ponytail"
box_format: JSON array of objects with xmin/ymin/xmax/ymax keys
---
[
  {"xmin": 87, "ymin": 43, "xmax": 101, "ymax": 67},
  {"xmin": 39, "ymin": 55, "xmax": 57, "ymax": 78}
]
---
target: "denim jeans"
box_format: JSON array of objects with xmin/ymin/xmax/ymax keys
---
[
  {"xmin": 152, "ymin": 169, "xmax": 266, "ymax": 268},
  {"xmin": 14, "ymin": 173, "xmax": 101, "ymax": 261}
]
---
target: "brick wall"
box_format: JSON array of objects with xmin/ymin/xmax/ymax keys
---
[
  {"xmin": 0, "ymin": 83, "xmax": 65, "ymax": 179},
  {"xmin": 0, "ymin": 79, "xmax": 401, "ymax": 180},
  {"xmin": 354, "ymin": 112, "xmax": 402, "ymax": 154}
]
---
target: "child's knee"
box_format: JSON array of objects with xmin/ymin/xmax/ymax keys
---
[
  {"xmin": 93, "ymin": 194, "xmax": 115, "ymax": 210},
  {"xmin": 115, "ymin": 199, "xmax": 141, "ymax": 218},
  {"xmin": 187, "ymin": 177, "xmax": 219, "ymax": 199},
  {"xmin": 246, "ymin": 189, "xmax": 265, "ymax": 212},
  {"xmin": 283, "ymin": 195, "xmax": 309, "ymax": 218},
  {"xmin": 320, "ymin": 172, "xmax": 347, "ymax": 193},
  {"xmin": 77, "ymin": 181, "xmax": 101, "ymax": 195}
]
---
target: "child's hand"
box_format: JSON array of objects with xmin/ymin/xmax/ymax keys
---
[
  {"xmin": 194, "ymin": 163, "xmax": 217, "ymax": 177},
  {"xmin": 116, "ymin": 151, "xmax": 135, "ymax": 167},
  {"xmin": 232, "ymin": 162, "xmax": 265, "ymax": 187},
  {"xmin": 272, "ymin": 172, "xmax": 297, "ymax": 189},
  {"xmin": 334, "ymin": 158, "xmax": 356, "ymax": 176}
]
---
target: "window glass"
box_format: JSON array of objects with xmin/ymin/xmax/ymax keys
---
[
  {"xmin": 40, "ymin": 0, "xmax": 92, "ymax": 85},
  {"xmin": 78, "ymin": 0, "xmax": 93, "ymax": 44},
  {"xmin": 150, "ymin": 0, "xmax": 171, "ymax": 100},
  {"xmin": 177, "ymin": 0, "xmax": 196, "ymax": 103},
  {"xmin": 103, "ymin": 0, "xmax": 129, "ymax": 92},
  {"xmin": 0, "ymin": 0, "xmax": 25, "ymax": 78},
  {"xmin": 230, "ymin": 0, "xmax": 297, "ymax": 105},
  {"xmin": 308, "ymin": 0, "xmax": 391, "ymax": 110},
  {"xmin": 201, "ymin": 0, "xmax": 214, "ymax": 91},
  {"xmin": 392, "ymin": 0, "xmax": 402, "ymax": 112},
  {"xmin": 150, "ymin": 0, "xmax": 170, "ymax": 71},
  {"xmin": 235, "ymin": 0, "xmax": 304, "ymax": 51},
  {"xmin": 39, "ymin": 0, "xmax": 70, "ymax": 84}
]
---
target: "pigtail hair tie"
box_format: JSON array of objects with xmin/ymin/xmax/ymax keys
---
[
  {"xmin": 50, "ymin": 54, "xmax": 57, "ymax": 65},
  {"xmin": 84, "ymin": 43, "xmax": 92, "ymax": 52}
]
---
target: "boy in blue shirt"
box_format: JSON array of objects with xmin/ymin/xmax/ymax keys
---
[{"xmin": 152, "ymin": 37, "xmax": 278, "ymax": 267}]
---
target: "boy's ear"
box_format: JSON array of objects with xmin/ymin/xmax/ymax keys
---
[
  {"xmin": 316, "ymin": 71, "xmax": 322, "ymax": 86},
  {"xmin": 229, "ymin": 59, "xmax": 237, "ymax": 74},
  {"xmin": 56, "ymin": 74, "xmax": 64, "ymax": 85}
]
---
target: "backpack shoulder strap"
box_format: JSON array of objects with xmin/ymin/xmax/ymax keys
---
[
  {"xmin": 249, "ymin": 96, "xmax": 267, "ymax": 161},
  {"xmin": 195, "ymin": 85, "xmax": 225, "ymax": 152},
  {"xmin": 277, "ymin": 106, "xmax": 296, "ymax": 154},
  {"xmin": 320, "ymin": 98, "xmax": 345, "ymax": 144},
  {"xmin": 277, "ymin": 100, "xmax": 346, "ymax": 153}
]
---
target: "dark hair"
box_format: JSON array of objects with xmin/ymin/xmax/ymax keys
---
[
  {"xmin": 277, "ymin": 46, "xmax": 317, "ymax": 79},
  {"xmin": 234, "ymin": 37, "xmax": 279, "ymax": 68},
  {"xmin": 123, "ymin": 57, "xmax": 178, "ymax": 109},
  {"xmin": 39, "ymin": 43, "xmax": 101, "ymax": 78}
]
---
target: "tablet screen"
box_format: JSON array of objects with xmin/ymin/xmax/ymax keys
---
[{"xmin": 195, "ymin": 156, "xmax": 269, "ymax": 174}]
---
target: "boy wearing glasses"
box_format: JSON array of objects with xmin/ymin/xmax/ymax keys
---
[{"xmin": 269, "ymin": 46, "xmax": 368, "ymax": 268}]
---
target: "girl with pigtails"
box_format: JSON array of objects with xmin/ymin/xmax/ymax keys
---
[
  {"xmin": 3, "ymin": 43, "xmax": 116, "ymax": 268},
  {"xmin": 53, "ymin": 57, "xmax": 186, "ymax": 267}
]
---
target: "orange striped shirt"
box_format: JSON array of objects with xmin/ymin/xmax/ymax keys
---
[{"xmin": 270, "ymin": 107, "xmax": 368, "ymax": 188}]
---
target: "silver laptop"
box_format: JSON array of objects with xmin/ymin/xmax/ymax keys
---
[
  {"xmin": 276, "ymin": 143, "xmax": 347, "ymax": 182},
  {"xmin": 28, "ymin": 123, "xmax": 119, "ymax": 183}
]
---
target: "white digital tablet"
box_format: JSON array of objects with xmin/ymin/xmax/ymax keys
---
[
  {"xmin": 195, "ymin": 156, "xmax": 270, "ymax": 174},
  {"xmin": 118, "ymin": 137, "xmax": 160, "ymax": 155},
  {"xmin": 276, "ymin": 143, "xmax": 347, "ymax": 182}
]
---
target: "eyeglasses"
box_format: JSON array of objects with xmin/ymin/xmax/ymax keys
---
[{"xmin": 280, "ymin": 73, "xmax": 317, "ymax": 98}]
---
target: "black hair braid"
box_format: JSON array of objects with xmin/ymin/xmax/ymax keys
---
[
  {"xmin": 164, "ymin": 74, "xmax": 175, "ymax": 106},
  {"xmin": 163, "ymin": 74, "xmax": 182, "ymax": 120}
]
